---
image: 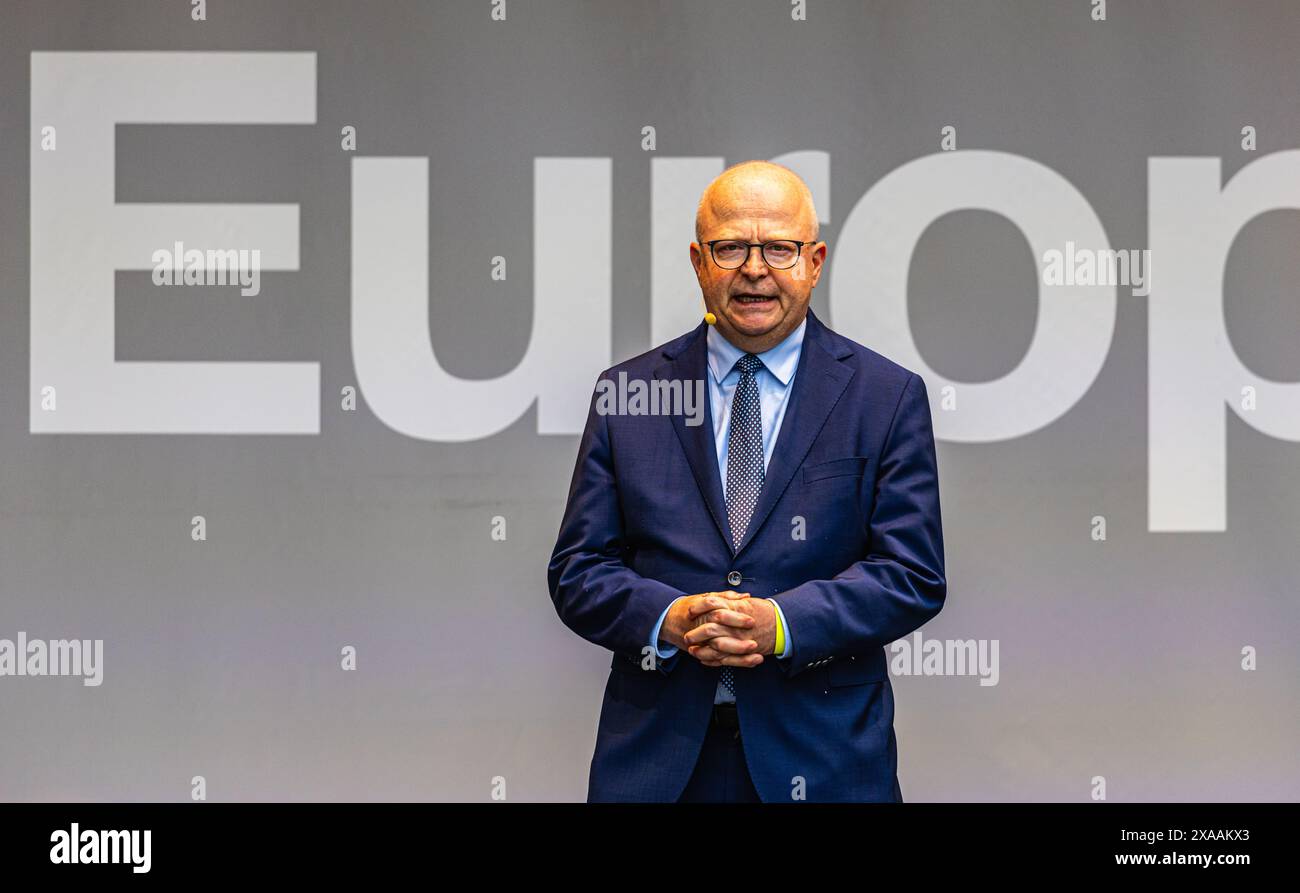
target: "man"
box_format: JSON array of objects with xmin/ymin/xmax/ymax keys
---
[{"xmin": 548, "ymin": 160, "xmax": 946, "ymax": 802}]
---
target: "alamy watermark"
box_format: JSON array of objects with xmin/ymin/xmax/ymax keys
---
[
  {"xmin": 151, "ymin": 241, "xmax": 261, "ymax": 296},
  {"xmin": 50, "ymin": 823, "xmax": 150, "ymax": 873},
  {"xmin": 0, "ymin": 632, "xmax": 103, "ymax": 686},
  {"xmin": 595, "ymin": 372, "xmax": 706, "ymax": 426},
  {"xmin": 890, "ymin": 631, "xmax": 999, "ymax": 686},
  {"xmin": 1041, "ymin": 241, "xmax": 1150, "ymax": 297}
]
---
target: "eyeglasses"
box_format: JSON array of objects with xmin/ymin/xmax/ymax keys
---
[{"xmin": 702, "ymin": 239, "xmax": 818, "ymax": 270}]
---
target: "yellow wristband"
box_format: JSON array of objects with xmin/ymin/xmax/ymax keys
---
[{"xmin": 771, "ymin": 599, "xmax": 785, "ymax": 656}]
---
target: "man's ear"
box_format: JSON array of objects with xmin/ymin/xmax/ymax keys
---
[{"xmin": 689, "ymin": 243, "xmax": 706, "ymax": 280}]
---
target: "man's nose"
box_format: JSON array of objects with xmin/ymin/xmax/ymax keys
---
[{"xmin": 739, "ymin": 246, "xmax": 769, "ymax": 277}]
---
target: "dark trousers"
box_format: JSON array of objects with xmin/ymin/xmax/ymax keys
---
[{"xmin": 677, "ymin": 707, "xmax": 762, "ymax": 803}]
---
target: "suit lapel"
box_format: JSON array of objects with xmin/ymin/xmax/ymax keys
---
[
  {"xmin": 657, "ymin": 321, "xmax": 735, "ymax": 552},
  {"xmin": 732, "ymin": 309, "xmax": 855, "ymax": 559},
  {"xmin": 656, "ymin": 309, "xmax": 855, "ymax": 559}
]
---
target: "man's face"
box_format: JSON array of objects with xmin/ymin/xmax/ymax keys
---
[{"xmin": 690, "ymin": 177, "xmax": 826, "ymax": 352}]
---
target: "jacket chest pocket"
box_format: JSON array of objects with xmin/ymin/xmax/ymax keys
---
[{"xmin": 803, "ymin": 455, "xmax": 870, "ymax": 483}]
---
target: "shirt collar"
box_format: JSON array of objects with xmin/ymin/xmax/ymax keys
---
[{"xmin": 706, "ymin": 314, "xmax": 807, "ymax": 386}]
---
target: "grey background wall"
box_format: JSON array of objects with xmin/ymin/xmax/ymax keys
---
[{"xmin": 1, "ymin": 0, "xmax": 1296, "ymax": 801}]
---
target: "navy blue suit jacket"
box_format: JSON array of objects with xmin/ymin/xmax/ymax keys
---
[{"xmin": 548, "ymin": 308, "xmax": 946, "ymax": 802}]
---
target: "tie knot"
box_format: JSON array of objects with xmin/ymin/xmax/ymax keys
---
[{"xmin": 735, "ymin": 353, "xmax": 765, "ymax": 376}]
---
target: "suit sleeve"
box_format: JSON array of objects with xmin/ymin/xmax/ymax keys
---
[
  {"xmin": 771, "ymin": 372, "xmax": 946, "ymax": 678},
  {"xmin": 548, "ymin": 371, "xmax": 688, "ymax": 662}
]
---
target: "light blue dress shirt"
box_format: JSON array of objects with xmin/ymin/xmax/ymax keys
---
[{"xmin": 648, "ymin": 316, "xmax": 807, "ymax": 698}]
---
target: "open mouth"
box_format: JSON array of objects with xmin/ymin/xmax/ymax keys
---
[{"xmin": 732, "ymin": 293, "xmax": 776, "ymax": 305}]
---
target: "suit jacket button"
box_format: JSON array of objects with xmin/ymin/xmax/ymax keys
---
[{"xmin": 726, "ymin": 570, "xmax": 742, "ymax": 587}]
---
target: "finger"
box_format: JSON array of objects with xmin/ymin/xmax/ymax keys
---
[
  {"xmin": 687, "ymin": 591, "xmax": 751, "ymax": 618},
  {"xmin": 687, "ymin": 595, "xmax": 729, "ymax": 617},
  {"xmin": 694, "ymin": 648, "xmax": 763, "ymax": 668},
  {"xmin": 695, "ymin": 609, "xmax": 755, "ymax": 628},
  {"xmin": 690, "ymin": 644, "xmax": 738, "ymax": 664},
  {"xmin": 689, "ymin": 639, "xmax": 747, "ymax": 659},
  {"xmin": 703, "ymin": 635, "xmax": 759, "ymax": 655},
  {"xmin": 683, "ymin": 622, "xmax": 744, "ymax": 646}
]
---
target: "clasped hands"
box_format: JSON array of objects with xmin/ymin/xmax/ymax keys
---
[{"xmin": 661, "ymin": 590, "xmax": 777, "ymax": 668}]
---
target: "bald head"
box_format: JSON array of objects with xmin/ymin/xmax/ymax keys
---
[
  {"xmin": 689, "ymin": 160, "xmax": 826, "ymax": 353},
  {"xmin": 695, "ymin": 160, "xmax": 819, "ymax": 245}
]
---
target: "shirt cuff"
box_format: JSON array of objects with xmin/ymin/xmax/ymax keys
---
[
  {"xmin": 649, "ymin": 596, "xmax": 685, "ymax": 659},
  {"xmin": 769, "ymin": 598, "xmax": 792, "ymax": 659}
]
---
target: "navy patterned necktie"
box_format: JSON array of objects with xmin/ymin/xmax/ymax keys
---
[{"xmin": 720, "ymin": 352, "xmax": 765, "ymax": 701}]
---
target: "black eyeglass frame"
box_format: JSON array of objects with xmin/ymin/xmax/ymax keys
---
[{"xmin": 701, "ymin": 239, "xmax": 820, "ymax": 270}]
